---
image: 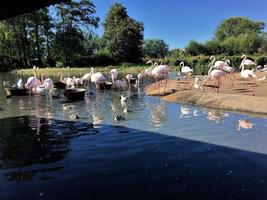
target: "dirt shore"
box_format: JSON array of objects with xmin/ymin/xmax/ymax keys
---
[{"xmin": 145, "ymin": 71, "xmax": 267, "ymax": 115}]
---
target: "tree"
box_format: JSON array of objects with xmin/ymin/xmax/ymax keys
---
[
  {"xmin": 185, "ymin": 40, "xmax": 208, "ymax": 56},
  {"xmin": 55, "ymin": 0, "xmax": 99, "ymax": 65},
  {"xmin": 103, "ymin": 3, "xmax": 144, "ymax": 63},
  {"xmin": 215, "ymin": 17, "xmax": 265, "ymax": 41},
  {"xmin": 143, "ymin": 39, "xmax": 169, "ymax": 58}
]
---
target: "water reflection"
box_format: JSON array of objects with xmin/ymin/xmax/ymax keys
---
[
  {"xmin": 149, "ymin": 101, "xmax": 167, "ymax": 129},
  {"xmin": 237, "ymin": 119, "xmax": 254, "ymax": 131},
  {"xmin": 0, "ymin": 116, "xmax": 70, "ymax": 170},
  {"xmin": 205, "ymin": 109, "xmax": 229, "ymax": 123},
  {"xmin": 180, "ymin": 106, "xmax": 191, "ymax": 118}
]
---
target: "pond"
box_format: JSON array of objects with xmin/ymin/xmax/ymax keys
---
[{"xmin": 0, "ymin": 72, "xmax": 267, "ymax": 199}]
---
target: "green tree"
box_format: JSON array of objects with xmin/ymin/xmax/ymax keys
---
[
  {"xmin": 55, "ymin": 0, "xmax": 99, "ymax": 65},
  {"xmin": 103, "ymin": 3, "xmax": 144, "ymax": 62},
  {"xmin": 186, "ymin": 40, "xmax": 208, "ymax": 56},
  {"xmin": 215, "ymin": 17, "xmax": 265, "ymax": 41},
  {"xmin": 143, "ymin": 39, "xmax": 169, "ymax": 58}
]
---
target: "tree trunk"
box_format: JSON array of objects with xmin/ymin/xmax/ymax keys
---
[{"xmin": 35, "ymin": 23, "xmax": 43, "ymax": 67}]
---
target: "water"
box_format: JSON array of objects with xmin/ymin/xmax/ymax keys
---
[{"xmin": 1, "ymin": 72, "xmax": 267, "ymax": 199}]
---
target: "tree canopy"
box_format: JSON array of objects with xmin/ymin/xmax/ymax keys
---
[
  {"xmin": 143, "ymin": 39, "xmax": 169, "ymax": 58},
  {"xmin": 103, "ymin": 3, "xmax": 144, "ymax": 63},
  {"xmin": 215, "ymin": 17, "xmax": 265, "ymax": 41}
]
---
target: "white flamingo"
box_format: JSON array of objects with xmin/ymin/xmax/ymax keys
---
[
  {"xmin": 91, "ymin": 72, "xmax": 107, "ymax": 89},
  {"xmin": 137, "ymin": 70, "xmax": 145, "ymax": 85},
  {"xmin": 180, "ymin": 62, "xmax": 193, "ymax": 77},
  {"xmin": 240, "ymin": 54, "xmax": 256, "ymax": 68},
  {"xmin": 110, "ymin": 68, "xmax": 119, "ymax": 84},
  {"xmin": 41, "ymin": 73, "xmax": 53, "ymax": 93}
]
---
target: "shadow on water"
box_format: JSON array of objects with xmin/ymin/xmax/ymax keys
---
[{"xmin": 1, "ymin": 116, "xmax": 267, "ymax": 199}]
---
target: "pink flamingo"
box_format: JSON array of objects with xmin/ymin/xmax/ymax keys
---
[
  {"xmin": 210, "ymin": 55, "xmax": 228, "ymax": 70},
  {"xmin": 25, "ymin": 66, "xmax": 42, "ymax": 94},
  {"xmin": 151, "ymin": 62, "xmax": 169, "ymax": 94},
  {"xmin": 202, "ymin": 63, "xmax": 227, "ymax": 93},
  {"xmin": 81, "ymin": 72, "xmax": 92, "ymax": 88},
  {"xmin": 223, "ymin": 60, "xmax": 236, "ymax": 87}
]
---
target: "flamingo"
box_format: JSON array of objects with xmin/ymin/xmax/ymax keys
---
[
  {"xmin": 210, "ymin": 55, "xmax": 228, "ymax": 70},
  {"xmin": 137, "ymin": 70, "xmax": 145, "ymax": 85},
  {"xmin": 223, "ymin": 60, "xmax": 236, "ymax": 87},
  {"xmin": 41, "ymin": 73, "xmax": 53, "ymax": 94},
  {"xmin": 240, "ymin": 54, "xmax": 256, "ymax": 69},
  {"xmin": 240, "ymin": 61, "xmax": 256, "ymax": 95},
  {"xmin": 180, "ymin": 62, "xmax": 193, "ymax": 77},
  {"xmin": 25, "ymin": 66, "xmax": 42, "ymax": 94},
  {"xmin": 151, "ymin": 62, "xmax": 169, "ymax": 94},
  {"xmin": 110, "ymin": 68, "xmax": 119, "ymax": 85},
  {"xmin": 202, "ymin": 63, "xmax": 227, "ymax": 92},
  {"xmin": 73, "ymin": 77, "xmax": 83, "ymax": 88},
  {"xmin": 125, "ymin": 74, "xmax": 133, "ymax": 85},
  {"xmin": 113, "ymin": 79, "xmax": 127, "ymax": 90},
  {"xmin": 91, "ymin": 72, "xmax": 106, "ymax": 89},
  {"xmin": 81, "ymin": 72, "xmax": 92, "ymax": 88}
]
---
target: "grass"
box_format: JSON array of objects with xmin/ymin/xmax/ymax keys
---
[
  {"xmin": 12, "ymin": 65, "xmax": 178, "ymax": 76},
  {"xmin": 12, "ymin": 65, "xmax": 145, "ymax": 76}
]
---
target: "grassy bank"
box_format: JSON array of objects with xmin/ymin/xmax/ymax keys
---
[{"xmin": 12, "ymin": 65, "xmax": 147, "ymax": 76}]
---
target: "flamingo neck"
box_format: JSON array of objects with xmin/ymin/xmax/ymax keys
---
[
  {"xmin": 210, "ymin": 56, "xmax": 216, "ymax": 66},
  {"xmin": 59, "ymin": 72, "xmax": 63, "ymax": 81},
  {"xmin": 241, "ymin": 55, "xmax": 246, "ymax": 64}
]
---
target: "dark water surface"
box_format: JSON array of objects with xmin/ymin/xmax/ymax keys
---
[{"xmin": 1, "ymin": 72, "xmax": 267, "ymax": 199}]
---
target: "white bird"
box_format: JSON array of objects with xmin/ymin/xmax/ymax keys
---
[
  {"xmin": 137, "ymin": 70, "xmax": 145, "ymax": 85},
  {"xmin": 240, "ymin": 54, "xmax": 256, "ymax": 68},
  {"xmin": 110, "ymin": 68, "xmax": 119, "ymax": 83},
  {"xmin": 180, "ymin": 62, "xmax": 193, "ymax": 76},
  {"xmin": 121, "ymin": 95, "xmax": 128, "ymax": 103},
  {"xmin": 16, "ymin": 78, "xmax": 24, "ymax": 89},
  {"xmin": 91, "ymin": 72, "xmax": 106, "ymax": 89},
  {"xmin": 194, "ymin": 76, "xmax": 203, "ymax": 90}
]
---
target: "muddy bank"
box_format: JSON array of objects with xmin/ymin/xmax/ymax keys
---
[
  {"xmin": 162, "ymin": 90, "xmax": 267, "ymax": 115},
  {"xmin": 145, "ymin": 72, "xmax": 267, "ymax": 115}
]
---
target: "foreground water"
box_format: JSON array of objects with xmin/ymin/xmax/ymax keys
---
[{"xmin": 1, "ymin": 72, "xmax": 267, "ymax": 199}]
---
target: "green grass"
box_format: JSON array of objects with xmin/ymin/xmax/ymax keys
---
[{"xmin": 12, "ymin": 65, "xmax": 145, "ymax": 76}]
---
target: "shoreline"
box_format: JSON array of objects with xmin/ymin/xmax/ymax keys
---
[{"xmin": 145, "ymin": 73, "xmax": 267, "ymax": 116}]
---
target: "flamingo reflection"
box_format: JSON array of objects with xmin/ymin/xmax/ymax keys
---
[{"xmin": 237, "ymin": 119, "xmax": 254, "ymax": 131}]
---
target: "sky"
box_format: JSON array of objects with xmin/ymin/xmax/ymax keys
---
[{"xmin": 93, "ymin": 0, "xmax": 267, "ymax": 49}]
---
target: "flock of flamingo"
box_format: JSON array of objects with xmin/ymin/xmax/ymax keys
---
[{"xmin": 3, "ymin": 52, "xmax": 267, "ymax": 100}]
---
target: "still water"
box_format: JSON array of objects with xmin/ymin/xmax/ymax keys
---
[{"xmin": 0, "ymin": 72, "xmax": 267, "ymax": 199}]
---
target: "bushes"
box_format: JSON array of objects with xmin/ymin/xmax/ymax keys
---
[{"xmin": 256, "ymin": 56, "xmax": 267, "ymax": 66}]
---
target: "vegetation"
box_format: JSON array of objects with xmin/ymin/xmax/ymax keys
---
[
  {"xmin": 103, "ymin": 3, "xmax": 144, "ymax": 63},
  {"xmin": 0, "ymin": 1, "xmax": 266, "ymax": 74},
  {"xmin": 143, "ymin": 39, "xmax": 169, "ymax": 58}
]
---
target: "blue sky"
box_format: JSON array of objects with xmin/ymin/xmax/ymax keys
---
[{"xmin": 93, "ymin": 0, "xmax": 267, "ymax": 49}]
